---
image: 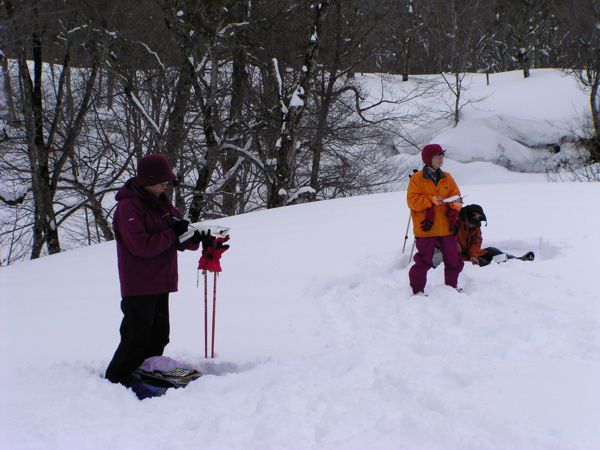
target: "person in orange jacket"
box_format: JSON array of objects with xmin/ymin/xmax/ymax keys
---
[{"xmin": 407, "ymin": 144, "xmax": 464, "ymax": 295}]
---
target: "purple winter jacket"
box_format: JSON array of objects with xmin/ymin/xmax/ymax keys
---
[{"xmin": 113, "ymin": 179, "xmax": 199, "ymax": 297}]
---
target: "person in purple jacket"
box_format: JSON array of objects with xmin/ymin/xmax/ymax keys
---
[{"xmin": 105, "ymin": 154, "xmax": 204, "ymax": 387}]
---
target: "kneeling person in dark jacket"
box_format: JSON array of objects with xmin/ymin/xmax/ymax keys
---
[
  {"xmin": 105, "ymin": 154, "xmax": 205, "ymax": 387},
  {"xmin": 455, "ymin": 204, "xmax": 534, "ymax": 266}
]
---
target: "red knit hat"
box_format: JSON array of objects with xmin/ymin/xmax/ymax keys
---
[
  {"xmin": 135, "ymin": 154, "xmax": 176, "ymax": 186},
  {"xmin": 421, "ymin": 144, "xmax": 446, "ymax": 166}
]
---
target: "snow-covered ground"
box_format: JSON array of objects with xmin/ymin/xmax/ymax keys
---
[
  {"xmin": 1, "ymin": 178, "xmax": 599, "ymax": 450},
  {"xmin": 1, "ymin": 68, "xmax": 599, "ymax": 449}
]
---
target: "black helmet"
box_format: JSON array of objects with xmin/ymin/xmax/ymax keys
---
[{"xmin": 460, "ymin": 204, "xmax": 487, "ymax": 227}]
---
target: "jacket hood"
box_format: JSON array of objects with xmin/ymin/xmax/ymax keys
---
[
  {"xmin": 115, "ymin": 178, "xmax": 168, "ymax": 207},
  {"xmin": 115, "ymin": 178, "xmax": 139, "ymax": 202}
]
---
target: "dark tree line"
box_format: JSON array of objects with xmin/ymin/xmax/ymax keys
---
[{"xmin": 0, "ymin": 0, "xmax": 598, "ymax": 264}]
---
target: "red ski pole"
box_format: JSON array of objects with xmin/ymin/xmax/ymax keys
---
[
  {"xmin": 198, "ymin": 233, "xmax": 229, "ymax": 359},
  {"xmin": 211, "ymin": 272, "xmax": 217, "ymax": 358},
  {"xmin": 203, "ymin": 271, "xmax": 208, "ymax": 359}
]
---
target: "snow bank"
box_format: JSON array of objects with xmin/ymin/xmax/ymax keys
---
[{"xmin": 360, "ymin": 69, "xmax": 590, "ymax": 173}]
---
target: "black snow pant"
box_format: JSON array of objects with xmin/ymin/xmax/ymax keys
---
[{"xmin": 105, "ymin": 293, "xmax": 170, "ymax": 386}]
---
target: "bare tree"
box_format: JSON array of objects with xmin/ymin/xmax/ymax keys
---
[
  {"xmin": 502, "ymin": 0, "xmax": 552, "ymax": 78},
  {"xmin": 266, "ymin": 1, "xmax": 329, "ymax": 208},
  {"xmin": 3, "ymin": 1, "xmax": 104, "ymax": 257},
  {"xmin": 424, "ymin": 0, "xmax": 483, "ymax": 126},
  {"xmin": 560, "ymin": 0, "xmax": 600, "ymax": 161},
  {"xmin": 0, "ymin": 50, "xmax": 16, "ymax": 124}
]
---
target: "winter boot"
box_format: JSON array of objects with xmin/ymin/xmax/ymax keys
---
[{"xmin": 519, "ymin": 251, "xmax": 535, "ymax": 261}]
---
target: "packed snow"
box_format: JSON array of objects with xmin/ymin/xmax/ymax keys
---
[{"xmin": 1, "ymin": 69, "xmax": 599, "ymax": 449}]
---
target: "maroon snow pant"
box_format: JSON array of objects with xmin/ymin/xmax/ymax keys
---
[{"xmin": 409, "ymin": 235, "xmax": 464, "ymax": 294}]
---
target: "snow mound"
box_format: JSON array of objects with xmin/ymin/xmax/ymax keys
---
[{"xmin": 372, "ymin": 69, "xmax": 590, "ymax": 173}]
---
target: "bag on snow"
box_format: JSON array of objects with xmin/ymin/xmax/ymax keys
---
[{"xmin": 130, "ymin": 356, "xmax": 202, "ymax": 399}]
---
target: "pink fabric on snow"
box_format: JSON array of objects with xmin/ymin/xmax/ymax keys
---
[{"xmin": 140, "ymin": 356, "xmax": 193, "ymax": 372}]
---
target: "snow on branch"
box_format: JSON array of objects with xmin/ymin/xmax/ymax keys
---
[
  {"xmin": 287, "ymin": 186, "xmax": 316, "ymax": 203},
  {"xmin": 217, "ymin": 21, "xmax": 250, "ymax": 38},
  {"xmin": 220, "ymin": 137, "xmax": 270, "ymax": 179},
  {"xmin": 127, "ymin": 91, "xmax": 161, "ymax": 136},
  {"xmin": 133, "ymin": 41, "xmax": 166, "ymax": 71},
  {"xmin": 206, "ymin": 157, "xmax": 245, "ymax": 194},
  {"xmin": 272, "ymin": 58, "xmax": 284, "ymax": 100},
  {"xmin": 289, "ymin": 85, "xmax": 305, "ymax": 108},
  {"xmin": 65, "ymin": 26, "xmax": 165, "ymax": 72},
  {"xmin": 0, "ymin": 186, "xmax": 28, "ymax": 206}
]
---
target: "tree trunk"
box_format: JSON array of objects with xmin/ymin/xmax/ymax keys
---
[
  {"xmin": 310, "ymin": 0, "xmax": 342, "ymax": 196},
  {"xmin": 9, "ymin": 1, "xmax": 103, "ymax": 258},
  {"xmin": 189, "ymin": 149, "xmax": 218, "ymax": 222},
  {"xmin": 88, "ymin": 197, "xmax": 114, "ymax": 241},
  {"xmin": 188, "ymin": 109, "xmax": 220, "ymax": 222},
  {"xmin": 164, "ymin": 61, "xmax": 194, "ymax": 213},
  {"xmin": 402, "ymin": 36, "xmax": 410, "ymax": 82},
  {"xmin": 1, "ymin": 54, "xmax": 16, "ymax": 123},
  {"xmin": 268, "ymin": 1, "xmax": 329, "ymax": 208},
  {"xmin": 591, "ymin": 75, "xmax": 600, "ymax": 139},
  {"xmin": 25, "ymin": 9, "xmax": 61, "ymax": 256},
  {"xmin": 107, "ymin": 69, "xmax": 115, "ymax": 110},
  {"xmin": 65, "ymin": 65, "xmax": 74, "ymax": 117},
  {"xmin": 222, "ymin": 48, "xmax": 248, "ymax": 216},
  {"xmin": 454, "ymin": 72, "xmax": 461, "ymax": 126},
  {"xmin": 590, "ymin": 74, "xmax": 600, "ymax": 161}
]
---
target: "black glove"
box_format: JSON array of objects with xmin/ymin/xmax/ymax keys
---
[
  {"xmin": 171, "ymin": 219, "xmax": 189, "ymax": 237},
  {"xmin": 216, "ymin": 240, "xmax": 230, "ymax": 251},
  {"xmin": 189, "ymin": 230, "xmax": 202, "ymax": 244},
  {"xmin": 189, "ymin": 229, "xmax": 213, "ymax": 245},
  {"xmin": 201, "ymin": 231, "xmax": 215, "ymax": 253}
]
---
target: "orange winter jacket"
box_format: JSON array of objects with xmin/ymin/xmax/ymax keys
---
[{"xmin": 407, "ymin": 168, "xmax": 461, "ymax": 237}]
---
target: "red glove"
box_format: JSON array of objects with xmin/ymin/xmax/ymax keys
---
[
  {"xmin": 420, "ymin": 207, "xmax": 435, "ymax": 231},
  {"xmin": 198, "ymin": 235, "xmax": 230, "ymax": 273},
  {"xmin": 447, "ymin": 208, "xmax": 458, "ymax": 232}
]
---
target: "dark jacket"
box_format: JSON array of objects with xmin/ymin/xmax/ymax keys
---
[{"xmin": 113, "ymin": 179, "xmax": 199, "ymax": 297}]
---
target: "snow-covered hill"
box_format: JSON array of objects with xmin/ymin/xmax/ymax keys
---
[
  {"xmin": 1, "ymin": 178, "xmax": 599, "ymax": 449},
  {"xmin": 365, "ymin": 69, "xmax": 590, "ymax": 173}
]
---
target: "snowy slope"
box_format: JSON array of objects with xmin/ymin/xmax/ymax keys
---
[
  {"xmin": 363, "ymin": 69, "xmax": 589, "ymax": 172},
  {"xmin": 1, "ymin": 178, "xmax": 599, "ymax": 450}
]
